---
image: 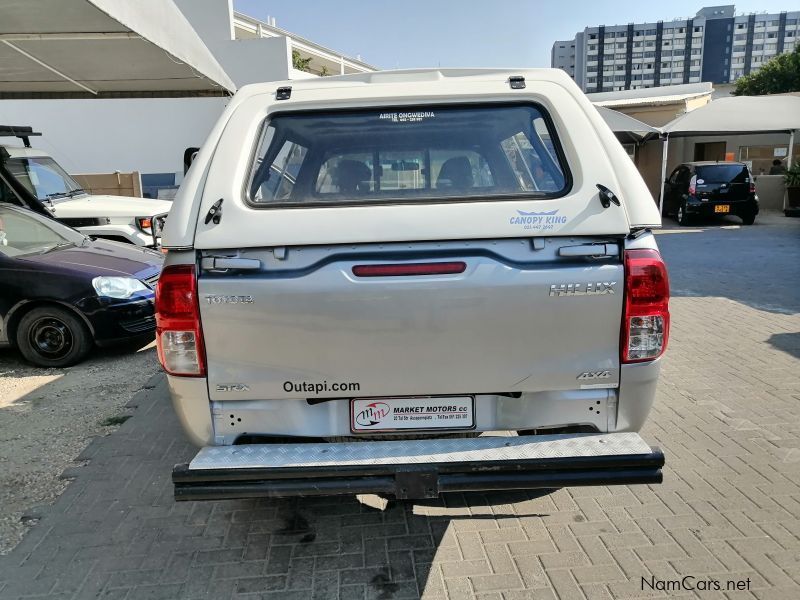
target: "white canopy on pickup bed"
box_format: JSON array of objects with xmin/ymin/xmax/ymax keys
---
[{"xmin": 0, "ymin": 0, "xmax": 235, "ymax": 98}]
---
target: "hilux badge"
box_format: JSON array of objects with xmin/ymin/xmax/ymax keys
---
[{"xmin": 549, "ymin": 282, "xmax": 616, "ymax": 297}]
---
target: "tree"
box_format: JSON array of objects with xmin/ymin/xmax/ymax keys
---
[
  {"xmin": 291, "ymin": 49, "xmax": 312, "ymax": 72},
  {"xmin": 733, "ymin": 46, "xmax": 800, "ymax": 96}
]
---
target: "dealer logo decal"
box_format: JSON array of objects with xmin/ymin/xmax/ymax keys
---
[{"xmin": 354, "ymin": 401, "xmax": 390, "ymax": 427}]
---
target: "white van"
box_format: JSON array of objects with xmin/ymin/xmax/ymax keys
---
[{"xmin": 159, "ymin": 69, "xmax": 669, "ymax": 501}]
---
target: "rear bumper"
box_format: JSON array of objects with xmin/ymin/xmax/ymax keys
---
[
  {"xmin": 172, "ymin": 433, "xmax": 664, "ymax": 501},
  {"xmin": 685, "ymin": 198, "xmax": 758, "ymax": 216}
]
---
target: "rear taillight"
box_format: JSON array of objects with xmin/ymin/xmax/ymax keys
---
[
  {"xmin": 155, "ymin": 264, "xmax": 205, "ymax": 376},
  {"xmin": 749, "ymin": 182, "xmax": 756, "ymax": 193},
  {"xmin": 622, "ymin": 249, "xmax": 670, "ymax": 363}
]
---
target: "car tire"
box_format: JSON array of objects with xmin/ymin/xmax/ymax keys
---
[
  {"xmin": 15, "ymin": 306, "xmax": 92, "ymax": 368},
  {"xmin": 741, "ymin": 213, "xmax": 756, "ymax": 225},
  {"xmin": 677, "ymin": 203, "xmax": 690, "ymax": 226}
]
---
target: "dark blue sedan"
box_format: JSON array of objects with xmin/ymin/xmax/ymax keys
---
[{"xmin": 0, "ymin": 204, "xmax": 162, "ymax": 367}]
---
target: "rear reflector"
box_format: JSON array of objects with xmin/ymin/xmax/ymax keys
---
[
  {"xmin": 622, "ymin": 249, "xmax": 670, "ymax": 363},
  {"xmin": 155, "ymin": 264, "xmax": 206, "ymax": 376},
  {"xmin": 352, "ymin": 262, "xmax": 466, "ymax": 277}
]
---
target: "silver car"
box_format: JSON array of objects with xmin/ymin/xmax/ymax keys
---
[{"xmin": 158, "ymin": 69, "xmax": 669, "ymax": 501}]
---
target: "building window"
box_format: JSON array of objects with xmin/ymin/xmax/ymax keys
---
[
  {"xmin": 661, "ymin": 62, "xmax": 669, "ymax": 69},
  {"xmin": 616, "ymin": 42, "xmax": 626, "ymax": 49},
  {"xmin": 693, "ymin": 26, "xmax": 703, "ymax": 33},
  {"xmin": 753, "ymin": 32, "xmax": 764, "ymax": 40},
  {"xmin": 615, "ymin": 53, "xmax": 626, "ymax": 60},
  {"xmin": 616, "ymin": 64, "xmax": 625, "ymax": 71},
  {"xmin": 586, "ymin": 76, "xmax": 597, "ymax": 83},
  {"xmin": 644, "ymin": 51, "xmax": 656, "ymax": 58},
  {"xmin": 645, "ymin": 29, "xmax": 657, "ymax": 35},
  {"xmin": 632, "ymin": 52, "xmax": 643, "ymax": 59},
  {"xmin": 690, "ymin": 59, "xmax": 701, "ymax": 66},
  {"xmin": 689, "ymin": 70, "xmax": 700, "ymax": 77},
  {"xmin": 663, "ymin": 40, "xmax": 671, "ymax": 47},
  {"xmin": 588, "ymin": 44, "xmax": 598, "ymax": 51},
  {"xmin": 765, "ymin": 43, "xmax": 777, "ymax": 51},
  {"xmin": 754, "ymin": 21, "xmax": 764, "ymax": 28},
  {"xmin": 674, "ymin": 60, "xmax": 684, "ymax": 67},
  {"xmin": 767, "ymin": 32, "xmax": 776, "ymax": 39},
  {"xmin": 615, "ymin": 75, "xmax": 626, "ymax": 81},
  {"xmin": 589, "ymin": 33, "xmax": 597, "ymax": 39},
  {"xmin": 634, "ymin": 30, "xmax": 643, "ymax": 36},
  {"xmin": 736, "ymin": 23, "xmax": 745, "ymax": 30},
  {"xmin": 753, "ymin": 44, "xmax": 764, "ymax": 51},
  {"xmin": 587, "ymin": 65, "xmax": 598, "ymax": 72},
  {"xmin": 769, "ymin": 20, "xmax": 780, "ymax": 26},
  {"xmin": 633, "ymin": 41, "xmax": 643, "ymax": 48},
  {"xmin": 691, "ymin": 48, "xmax": 702, "ymax": 55}
]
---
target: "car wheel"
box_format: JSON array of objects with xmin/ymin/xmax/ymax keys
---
[
  {"xmin": 16, "ymin": 306, "xmax": 92, "ymax": 368},
  {"xmin": 741, "ymin": 213, "xmax": 756, "ymax": 225},
  {"xmin": 677, "ymin": 203, "xmax": 690, "ymax": 226}
]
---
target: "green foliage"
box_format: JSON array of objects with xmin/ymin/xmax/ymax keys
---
[
  {"xmin": 320, "ymin": 65, "xmax": 330, "ymax": 77},
  {"xmin": 785, "ymin": 161, "xmax": 800, "ymax": 188},
  {"xmin": 733, "ymin": 46, "xmax": 800, "ymax": 96},
  {"xmin": 292, "ymin": 49, "xmax": 312, "ymax": 72}
]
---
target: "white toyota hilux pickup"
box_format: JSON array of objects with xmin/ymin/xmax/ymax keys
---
[
  {"xmin": 159, "ymin": 69, "xmax": 670, "ymax": 501},
  {"xmin": 0, "ymin": 127, "xmax": 170, "ymax": 246}
]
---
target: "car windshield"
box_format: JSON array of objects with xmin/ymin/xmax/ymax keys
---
[
  {"xmin": 247, "ymin": 104, "xmax": 568, "ymax": 206},
  {"xmin": 695, "ymin": 164, "xmax": 750, "ymax": 184},
  {"xmin": 3, "ymin": 156, "xmax": 85, "ymax": 201},
  {"xmin": 0, "ymin": 206, "xmax": 85, "ymax": 257}
]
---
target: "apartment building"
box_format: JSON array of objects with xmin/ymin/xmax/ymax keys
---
[{"xmin": 552, "ymin": 5, "xmax": 800, "ymax": 92}]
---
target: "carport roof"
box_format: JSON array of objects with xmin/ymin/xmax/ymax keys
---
[
  {"xmin": 0, "ymin": 0, "xmax": 235, "ymax": 98},
  {"xmin": 596, "ymin": 106, "xmax": 661, "ymax": 143},
  {"xmin": 662, "ymin": 95, "xmax": 800, "ymax": 137}
]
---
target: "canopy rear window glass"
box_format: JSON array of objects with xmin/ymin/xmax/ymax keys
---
[{"xmin": 247, "ymin": 105, "xmax": 568, "ymax": 207}]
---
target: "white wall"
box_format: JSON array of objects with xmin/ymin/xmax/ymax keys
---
[
  {"xmin": 175, "ymin": 0, "xmax": 294, "ymax": 87},
  {"xmin": 0, "ymin": 98, "xmax": 228, "ymax": 176}
]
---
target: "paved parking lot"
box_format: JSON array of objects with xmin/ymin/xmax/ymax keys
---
[{"xmin": 0, "ymin": 213, "xmax": 798, "ymax": 600}]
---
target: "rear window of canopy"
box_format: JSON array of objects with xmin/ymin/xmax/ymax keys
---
[{"xmin": 246, "ymin": 104, "xmax": 570, "ymax": 207}]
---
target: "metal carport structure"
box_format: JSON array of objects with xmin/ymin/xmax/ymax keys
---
[
  {"xmin": 0, "ymin": 0, "xmax": 235, "ymax": 98},
  {"xmin": 659, "ymin": 95, "xmax": 800, "ymax": 213}
]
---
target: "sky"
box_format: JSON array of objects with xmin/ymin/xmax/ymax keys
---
[{"xmin": 232, "ymin": 1, "xmax": 795, "ymax": 69}]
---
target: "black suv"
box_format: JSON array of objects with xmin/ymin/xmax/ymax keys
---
[{"xmin": 663, "ymin": 161, "xmax": 759, "ymax": 226}]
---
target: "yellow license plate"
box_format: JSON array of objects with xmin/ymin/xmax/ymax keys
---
[{"xmin": 714, "ymin": 205, "xmax": 730, "ymax": 213}]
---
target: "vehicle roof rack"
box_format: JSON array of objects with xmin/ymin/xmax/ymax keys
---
[{"xmin": 0, "ymin": 125, "xmax": 42, "ymax": 148}]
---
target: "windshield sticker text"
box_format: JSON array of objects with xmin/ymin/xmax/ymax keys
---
[{"xmin": 379, "ymin": 111, "xmax": 436, "ymax": 123}]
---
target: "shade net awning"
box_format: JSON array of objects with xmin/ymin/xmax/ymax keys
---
[
  {"xmin": 0, "ymin": 0, "xmax": 235, "ymax": 98},
  {"xmin": 661, "ymin": 95, "xmax": 800, "ymax": 137},
  {"xmin": 595, "ymin": 106, "xmax": 661, "ymax": 143}
]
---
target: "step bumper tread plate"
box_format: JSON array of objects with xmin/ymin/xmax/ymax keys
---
[{"xmin": 173, "ymin": 433, "xmax": 664, "ymax": 501}]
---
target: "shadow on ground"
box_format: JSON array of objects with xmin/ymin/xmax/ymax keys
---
[
  {"xmin": 0, "ymin": 373, "xmax": 560, "ymax": 599},
  {"xmin": 657, "ymin": 212, "xmax": 800, "ymax": 314},
  {"xmin": 768, "ymin": 331, "xmax": 800, "ymax": 360}
]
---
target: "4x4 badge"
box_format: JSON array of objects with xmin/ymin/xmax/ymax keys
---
[{"xmin": 577, "ymin": 371, "xmax": 611, "ymax": 380}]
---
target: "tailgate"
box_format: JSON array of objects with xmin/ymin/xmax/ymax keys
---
[{"xmin": 199, "ymin": 237, "xmax": 623, "ymax": 401}]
